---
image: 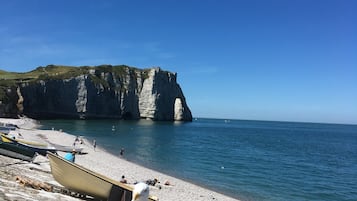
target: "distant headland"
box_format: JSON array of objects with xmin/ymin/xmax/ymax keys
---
[{"xmin": 0, "ymin": 65, "xmax": 192, "ymax": 121}]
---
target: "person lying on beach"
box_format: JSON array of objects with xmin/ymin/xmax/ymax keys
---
[
  {"xmin": 146, "ymin": 178, "xmax": 158, "ymax": 186},
  {"xmin": 120, "ymin": 175, "xmax": 127, "ymax": 184}
]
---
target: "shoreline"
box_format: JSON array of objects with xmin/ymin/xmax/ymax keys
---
[
  {"xmin": 102, "ymin": 144, "xmax": 240, "ymax": 200},
  {"xmin": 0, "ymin": 117, "xmax": 240, "ymax": 201}
]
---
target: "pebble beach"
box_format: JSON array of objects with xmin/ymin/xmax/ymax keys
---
[{"xmin": 0, "ymin": 117, "xmax": 239, "ymax": 201}]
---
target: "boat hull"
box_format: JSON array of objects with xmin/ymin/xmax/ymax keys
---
[
  {"xmin": 0, "ymin": 141, "xmax": 36, "ymax": 161},
  {"xmin": 1, "ymin": 134, "xmax": 57, "ymax": 157},
  {"xmin": 47, "ymin": 152, "xmax": 133, "ymax": 200},
  {"xmin": 0, "ymin": 129, "xmax": 10, "ymax": 134}
]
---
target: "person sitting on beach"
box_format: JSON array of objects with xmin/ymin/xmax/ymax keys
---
[
  {"xmin": 120, "ymin": 175, "xmax": 127, "ymax": 184},
  {"xmin": 64, "ymin": 150, "xmax": 76, "ymax": 163},
  {"xmin": 146, "ymin": 178, "xmax": 158, "ymax": 186}
]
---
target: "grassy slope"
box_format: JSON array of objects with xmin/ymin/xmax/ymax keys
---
[
  {"xmin": 0, "ymin": 64, "xmax": 142, "ymax": 81},
  {"xmin": 0, "ymin": 65, "xmax": 131, "ymax": 99},
  {"xmin": 0, "ymin": 65, "xmax": 77, "ymax": 80}
]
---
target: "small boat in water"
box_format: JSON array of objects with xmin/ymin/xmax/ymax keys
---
[{"xmin": 47, "ymin": 152, "xmax": 157, "ymax": 201}]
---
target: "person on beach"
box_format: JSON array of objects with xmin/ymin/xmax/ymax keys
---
[
  {"xmin": 93, "ymin": 139, "xmax": 96, "ymax": 151},
  {"xmin": 73, "ymin": 136, "xmax": 79, "ymax": 146},
  {"xmin": 120, "ymin": 148, "xmax": 125, "ymax": 156},
  {"xmin": 146, "ymin": 178, "xmax": 158, "ymax": 186},
  {"xmin": 64, "ymin": 150, "xmax": 76, "ymax": 162}
]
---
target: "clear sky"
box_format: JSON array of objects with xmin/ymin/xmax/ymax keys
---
[{"xmin": 0, "ymin": 0, "xmax": 356, "ymax": 124}]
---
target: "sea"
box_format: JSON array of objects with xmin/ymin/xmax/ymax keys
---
[{"xmin": 40, "ymin": 118, "xmax": 357, "ymax": 201}]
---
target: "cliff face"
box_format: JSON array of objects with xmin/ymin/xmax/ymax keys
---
[
  {"xmin": 4, "ymin": 65, "xmax": 192, "ymax": 121},
  {"xmin": 138, "ymin": 68, "xmax": 191, "ymax": 121},
  {"xmin": 0, "ymin": 86, "xmax": 20, "ymax": 118}
]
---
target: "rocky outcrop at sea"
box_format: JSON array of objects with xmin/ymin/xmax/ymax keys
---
[{"xmin": 0, "ymin": 65, "xmax": 192, "ymax": 121}]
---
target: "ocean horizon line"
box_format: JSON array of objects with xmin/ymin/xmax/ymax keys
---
[{"xmin": 194, "ymin": 116, "xmax": 357, "ymax": 126}]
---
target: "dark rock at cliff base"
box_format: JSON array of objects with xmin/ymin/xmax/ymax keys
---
[{"xmin": 0, "ymin": 65, "xmax": 192, "ymax": 121}]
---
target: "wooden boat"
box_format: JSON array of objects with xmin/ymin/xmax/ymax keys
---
[
  {"xmin": 0, "ymin": 135, "xmax": 37, "ymax": 161},
  {"xmin": 16, "ymin": 138, "xmax": 49, "ymax": 147},
  {"xmin": 3, "ymin": 133, "xmax": 83, "ymax": 153},
  {"xmin": 36, "ymin": 134, "xmax": 84, "ymax": 153},
  {"xmin": 47, "ymin": 152, "xmax": 157, "ymax": 201},
  {"xmin": 0, "ymin": 134, "xmax": 57, "ymax": 157},
  {"xmin": 46, "ymin": 141, "xmax": 83, "ymax": 153}
]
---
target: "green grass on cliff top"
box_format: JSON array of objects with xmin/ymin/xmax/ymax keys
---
[
  {"xmin": 0, "ymin": 65, "xmax": 77, "ymax": 80},
  {"xmin": 0, "ymin": 64, "xmax": 146, "ymax": 81}
]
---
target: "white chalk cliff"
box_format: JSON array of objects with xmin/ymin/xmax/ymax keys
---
[{"xmin": 15, "ymin": 65, "xmax": 192, "ymax": 121}]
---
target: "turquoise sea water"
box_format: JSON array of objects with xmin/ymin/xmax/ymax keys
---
[{"xmin": 40, "ymin": 118, "xmax": 357, "ymax": 201}]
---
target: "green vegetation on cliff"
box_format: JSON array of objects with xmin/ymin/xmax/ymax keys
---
[
  {"xmin": 0, "ymin": 64, "xmax": 147, "ymax": 82},
  {"xmin": 0, "ymin": 64, "xmax": 151, "ymax": 99}
]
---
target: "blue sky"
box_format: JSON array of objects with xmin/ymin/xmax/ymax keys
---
[{"xmin": 0, "ymin": 0, "xmax": 356, "ymax": 124}]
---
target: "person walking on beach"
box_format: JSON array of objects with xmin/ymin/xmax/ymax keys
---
[
  {"xmin": 93, "ymin": 139, "xmax": 96, "ymax": 151},
  {"xmin": 120, "ymin": 148, "xmax": 125, "ymax": 156}
]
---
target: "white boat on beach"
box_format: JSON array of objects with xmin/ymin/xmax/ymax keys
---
[{"xmin": 47, "ymin": 152, "xmax": 157, "ymax": 201}]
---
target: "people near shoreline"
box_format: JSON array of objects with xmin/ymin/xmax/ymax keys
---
[
  {"xmin": 73, "ymin": 136, "xmax": 80, "ymax": 147},
  {"xmin": 93, "ymin": 139, "xmax": 96, "ymax": 151},
  {"xmin": 64, "ymin": 149, "xmax": 76, "ymax": 163},
  {"xmin": 120, "ymin": 175, "xmax": 127, "ymax": 184},
  {"xmin": 120, "ymin": 148, "xmax": 125, "ymax": 156}
]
